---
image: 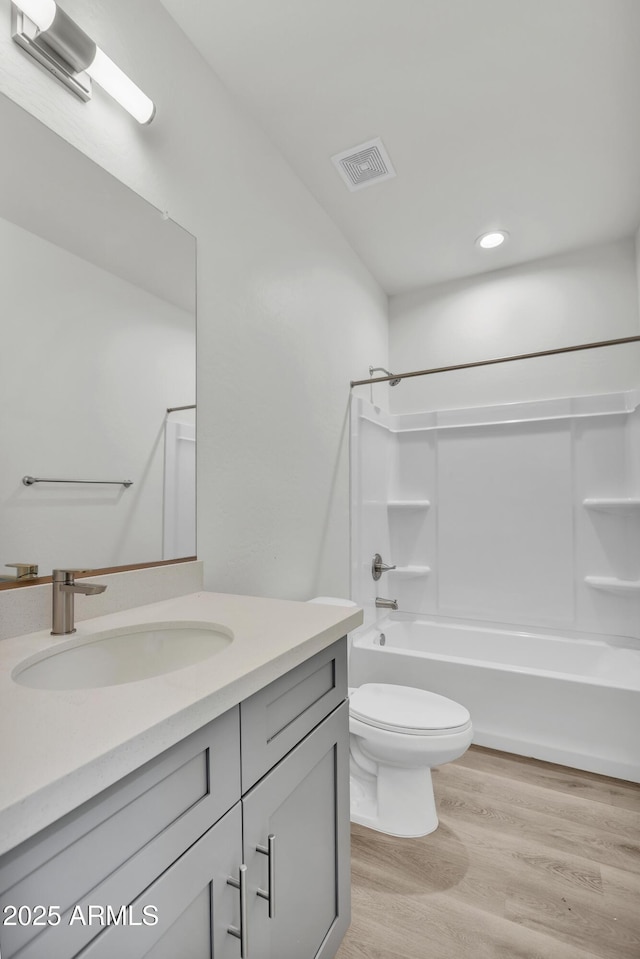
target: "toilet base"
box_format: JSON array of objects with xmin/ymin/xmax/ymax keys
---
[{"xmin": 350, "ymin": 764, "xmax": 439, "ymax": 838}]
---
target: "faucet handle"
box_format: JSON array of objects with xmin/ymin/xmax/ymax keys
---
[
  {"xmin": 371, "ymin": 553, "xmax": 397, "ymax": 581},
  {"xmin": 6, "ymin": 563, "xmax": 39, "ymax": 579},
  {"xmin": 52, "ymin": 568, "xmax": 92, "ymax": 583}
]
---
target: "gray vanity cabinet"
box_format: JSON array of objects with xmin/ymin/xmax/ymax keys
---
[
  {"xmin": 0, "ymin": 707, "xmax": 242, "ymax": 959},
  {"xmin": 239, "ymin": 638, "xmax": 350, "ymax": 959},
  {"xmin": 80, "ymin": 802, "xmax": 242, "ymax": 959},
  {"xmin": 0, "ymin": 638, "xmax": 349, "ymax": 959},
  {"xmin": 242, "ymin": 701, "xmax": 350, "ymax": 959}
]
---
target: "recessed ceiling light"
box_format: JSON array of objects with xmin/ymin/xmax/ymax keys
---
[{"xmin": 477, "ymin": 230, "xmax": 509, "ymax": 249}]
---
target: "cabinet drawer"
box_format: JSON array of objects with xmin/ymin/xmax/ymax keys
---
[
  {"xmin": 240, "ymin": 638, "xmax": 347, "ymax": 790},
  {"xmin": 0, "ymin": 707, "xmax": 240, "ymax": 959}
]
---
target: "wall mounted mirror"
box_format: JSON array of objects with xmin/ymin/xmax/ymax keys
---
[{"xmin": 0, "ymin": 92, "xmax": 196, "ymax": 585}]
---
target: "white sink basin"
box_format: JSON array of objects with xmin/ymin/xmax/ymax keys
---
[{"xmin": 13, "ymin": 622, "xmax": 234, "ymax": 690}]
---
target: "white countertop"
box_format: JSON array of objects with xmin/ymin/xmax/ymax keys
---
[{"xmin": 0, "ymin": 591, "xmax": 362, "ymax": 856}]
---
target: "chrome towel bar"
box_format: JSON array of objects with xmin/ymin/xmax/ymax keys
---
[{"xmin": 23, "ymin": 476, "xmax": 133, "ymax": 488}]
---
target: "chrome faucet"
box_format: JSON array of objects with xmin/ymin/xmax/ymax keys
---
[
  {"xmin": 5, "ymin": 562, "xmax": 39, "ymax": 581},
  {"xmin": 375, "ymin": 597, "xmax": 398, "ymax": 610},
  {"xmin": 51, "ymin": 569, "xmax": 107, "ymax": 635}
]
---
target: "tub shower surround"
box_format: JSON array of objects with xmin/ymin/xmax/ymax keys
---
[{"xmin": 350, "ymin": 391, "xmax": 640, "ymax": 780}]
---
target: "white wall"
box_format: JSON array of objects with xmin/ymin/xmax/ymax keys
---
[
  {"xmin": 387, "ymin": 238, "xmax": 640, "ymax": 413},
  {"xmin": 0, "ymin": 0, "xmax": 388, "ymax": 601},
  {"xmin": 636, "ymin": 226, "xmax": 640, "ymax": 313}
]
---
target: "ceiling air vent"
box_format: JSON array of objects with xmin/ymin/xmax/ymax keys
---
[{"xmin": 331, "ymin": 137, "xmax": 396, "ymax": 192}]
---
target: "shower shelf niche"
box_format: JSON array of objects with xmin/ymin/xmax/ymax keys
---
[
  {"xmin": 583, "ymin": 498, "xmax": 640, "ymax": 510},
  {"xmin": 583, "ymin": 497, "xmax": 640, "ymax": 595},
  {"xmin": 386, "ymin": 500, "xmax": 431, "ymax": 509},
  {"xmin": 387, "ymin": 565, "xmax": 431, "ymax": 578},
  {"xmin": 585, "ymin": 576, "xmax": 640, "ymax": 594}
]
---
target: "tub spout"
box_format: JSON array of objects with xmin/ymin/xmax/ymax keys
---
[{"xmin": 375, "ymin": 597, "xmax": 398, "ymax": 610}]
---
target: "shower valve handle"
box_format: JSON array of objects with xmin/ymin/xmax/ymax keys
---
[{"xmin": 372, "ymin": 553, "xmax": 396, "ymax": 581}]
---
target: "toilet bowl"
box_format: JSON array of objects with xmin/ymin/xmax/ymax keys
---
[
  {"xmin": 349, "ymin": 683, "xmax": 472, "ymax": 837},
  {"xmin": 307, "ymin": 597, "xmax": 473, "ymax": 837}
]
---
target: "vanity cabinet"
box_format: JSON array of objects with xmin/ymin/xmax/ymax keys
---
[
  {"xmin": 242, "ymin": 701, "xmax": 349, "ymax": 959},
  {"xmin": 0, "ymin": 638, "xmax": 349, "ymax": 959}
]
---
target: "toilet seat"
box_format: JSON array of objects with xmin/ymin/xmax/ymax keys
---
[{"xmin": 350, "ymin": 683, "xmax": 471, "ymax": 736}]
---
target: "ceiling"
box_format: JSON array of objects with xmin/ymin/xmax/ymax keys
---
[{"xmin": 161, "ymin": 0, "xmax": 640, "ymax": 295}]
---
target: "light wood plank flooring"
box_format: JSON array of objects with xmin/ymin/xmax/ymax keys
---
[{"xmin": 335, "ymin": 746, "xmax": 640, "ymax": 959}]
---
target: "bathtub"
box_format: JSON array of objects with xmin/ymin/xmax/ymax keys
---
[{"xmin": 349, "ymin": 617, "xmax": 640, "ymax": 783}]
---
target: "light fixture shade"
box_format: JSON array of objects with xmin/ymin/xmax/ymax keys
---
[
  {"xmin": 13, "ymin": 0, "xmax": 56, "ymax": 31},
  {"xmin": 11, "ymin": 0, "xmax": 155, "ymax": 124},
  {"xmin": 86, "ymin": 48, "xmax": 155, "ymax": 125}
]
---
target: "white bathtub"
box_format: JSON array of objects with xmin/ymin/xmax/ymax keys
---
[{"xmin": 350, "ymin": 617, "xmax": 640, "ymax": 783}]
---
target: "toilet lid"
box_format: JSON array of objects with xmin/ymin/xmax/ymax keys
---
[{"xmin": 350, "ymin": 684, "xmax": 471, "ymax": 734}]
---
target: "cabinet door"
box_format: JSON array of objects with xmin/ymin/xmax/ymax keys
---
[
  {"xmin": 79, "ymin": 802, "xmax": 243, "ymax": 959},
  {"xmin": 242, "ymin": 701, "xmax": 350, "ymax": 959}
]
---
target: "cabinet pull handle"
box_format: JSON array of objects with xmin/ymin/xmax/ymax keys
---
[
  {"xmin": 227, "ymin": 864, "xmax": 249, "ymax": 957},
  {"xmin": 256, "ymin": 833, "xmax": 276, "ymax": 918}
]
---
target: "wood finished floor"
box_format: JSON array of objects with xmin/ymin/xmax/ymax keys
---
[{"xmin": 335, "ymin": 746, "xmax": 640, "ymax": 959}]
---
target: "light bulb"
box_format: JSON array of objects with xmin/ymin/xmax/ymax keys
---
[
  {"xmin": 477, "ymin": 231, "xmax": 509, "ymax": 249},
  {"xmin": 85, "ymin": 48, "xmax": 155, "ymax": 124}
]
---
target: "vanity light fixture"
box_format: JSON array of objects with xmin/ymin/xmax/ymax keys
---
[
  {"xmin": 11, "ymin": 0, "xmax": 155, "ymax": 124},
  {"xmin": 476, "ymin": 230, "xmax": 509, "ymax": 249}
]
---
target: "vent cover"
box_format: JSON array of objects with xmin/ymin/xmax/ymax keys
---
[{"xmin": 331, "ymin": 137, "xmax": 396, "ymax": 192}]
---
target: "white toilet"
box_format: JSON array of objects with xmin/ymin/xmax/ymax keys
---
[
  {"xmin": 308, "ymin": 598, "xmax": 473, "ymax": 838},
  {"xmin": 349, "ymin": 682, "xmax": 472, "ymax": 836}
]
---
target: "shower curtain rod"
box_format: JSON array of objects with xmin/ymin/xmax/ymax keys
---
[
  {"xmin": 350, "ymin": 334, "xmax": 640, "ymax": 387},
  {"xmin": 166, "ymin": 404, "xmax": 196, "ymax": 413}
]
